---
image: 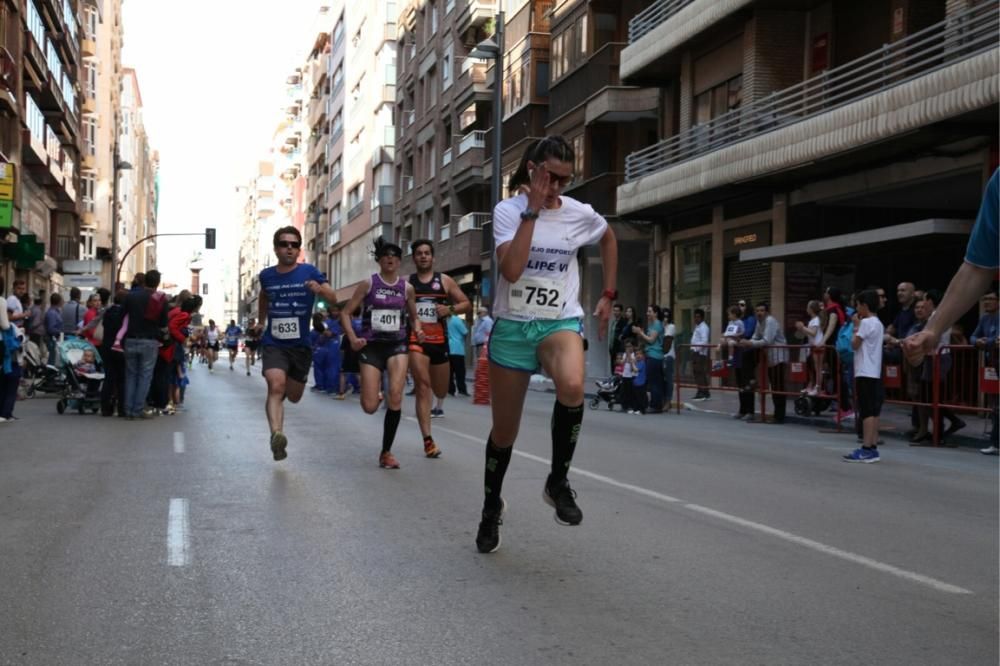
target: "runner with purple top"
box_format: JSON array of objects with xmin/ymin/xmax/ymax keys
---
[{"xmin": 312, "ymin": 237, "xmax": 424, "ymax": 469}]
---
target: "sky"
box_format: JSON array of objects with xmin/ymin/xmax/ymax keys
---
[{"xmin": 121, "ymin": 0, "xmax": 321, "ymax": 295}]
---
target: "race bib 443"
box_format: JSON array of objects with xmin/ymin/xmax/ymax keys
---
[{"xmin": 415, "ymin": 302, "xmax": 438, "ymax": 324}]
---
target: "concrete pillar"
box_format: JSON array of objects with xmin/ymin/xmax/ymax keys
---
[
  {"xmin": 711, "ymin": 206, "xmax": 725, "ymax": 338},
  {"xmin": 770, "ymin": 194, "xmax": 787, "ymax": 325}
]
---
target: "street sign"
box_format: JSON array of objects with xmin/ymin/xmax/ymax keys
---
[
  {"xmin": 64, "ymin": 274, "xmax": 102, "ymax": 288},
  {"xmin": 0, "ymin": 162, "xmax": 15, "ymax": 201},
  {"xmin": 62, "ymin": 259, "xmax": 103, "ymax": 273},
  {"xmin": 0, "ymin": 199, "xmax": 11, "ymax": 228}
]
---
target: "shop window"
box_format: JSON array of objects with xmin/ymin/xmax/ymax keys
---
[{"xmin": 694, "ymin": 75, "xmax": 743, "ymax": 126}]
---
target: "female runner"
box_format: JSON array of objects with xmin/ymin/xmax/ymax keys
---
[{"xmin": 475, "ymin": 136, "xmax": 618, "ymax": 553}]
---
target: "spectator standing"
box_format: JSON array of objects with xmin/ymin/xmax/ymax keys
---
[
  {"xmin": 971, "ymin": 292, "xmax": 999, "ymax": 454},
  {"xmin": 620, "ymin": 341, "xmax": 636, "ymax": 413},
  {"xmin": 323, "ymin": 305, "xmax": 344, "ymax": 394},
  {"xmin": 310, "ymin": 313, "xmax": 334, "ymax": 392},
  {"xmin": 607, "ymin": 303, "xmax": 627, "ymax": 374},
  {"xmin": 6, "ymin": 279, "xmax": 27, "ymax": 328},
  {"xmin": 795, "ymin": 300, "xmax": 824, "ymax": 395},
  {"xmin": 633, "ymin": 305, "xmax": 665, "ymax": 412},
  {"xmin": 472, "ymin": 306, "xmax": 494, "ymax": 363},
  {"xmin": 122, "ymin": 270, "xmax": 168, "ymax": 419},
  {"xmin": 843, "ymin": 290, "xmax": 884, "ymax": 463},
  {"xmin": 0, "ymin": 276, "xmax": 24, "ymax": 423},
  {"xmin": 885, "ymin": 282, "xmax": 917, "ymax": 347},
  {"xmin": 740, "ymin": 302, "xmax": 789, "ymax": 423},
  {"xmin": 447, "ymin": 313, "xmax": 469, "ymax": 396},
  {"xmin": 98, "ymin": 290, "xmax": 127, "ymax": 417},
  {"xmin": 80, "ymin": 292, "xmax": 101, "ymax": 345},
  {"xmin": 662, "ymin": 307, "xmax": 677, "ymax": 410},
  {"xmin": 632, "ymin": 348, "xmax": 648, "ymax": 415},
  {"xmin": 44, "ymin": 293, "xmax": 63, "ymax": 365},
  {"xmin": 690, "ymin": 308, "xmax": 711, "ymax": 400},
  {"xmin": 27, "ymin": 297, "xmax": 44, "ymax": 345},
  {"xmin": 60, "ymin": 287, "xmax": 85, "ymax": 336},
  {"xmin": 620, "ymin": 306, "xmax": 640, "ymax": 348},
  {"xmin": 736, "ymin": 300, "xmax": 757, "ymax": 419}
]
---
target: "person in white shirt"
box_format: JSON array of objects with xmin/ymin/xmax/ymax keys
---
[
  {"xmin": 662, "ymin": 307, "xmax": 677, "ymax": 410},
  {"xmin": 843, "ymin": 290, "xmax": 884, "ymax": 463},
  {"xmin": 690, "ymin": 308, "xmax": 711, "ymax": 400},
  {"xmin": 475, "ymin": 135, "xmax": 618, "ymax": 554},
  {"xmin": 6, "ymin": 279, "xmax": 27, "ymax": 328}
]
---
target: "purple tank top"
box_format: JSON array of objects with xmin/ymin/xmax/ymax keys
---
[{"xmin": 362, "ymin": 273, "xmax": 408, "ymax": 342}]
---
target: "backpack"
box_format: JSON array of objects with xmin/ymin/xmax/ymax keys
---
[{"xmin": 836, "ymin": 319, "xmax": 854, "ymax": 363}]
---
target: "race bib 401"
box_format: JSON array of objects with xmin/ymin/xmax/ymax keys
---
[{"xmin": 371, "ymin": 309, "xmax": 402, "ymax": 332}]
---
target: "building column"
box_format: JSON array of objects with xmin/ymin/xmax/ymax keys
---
[
  {"xmin": 710, "ymin": 206, "xmax": 725, "ymax": 338},
  {"xmin": 770, "ymin": 194, "xmax": 787, "ymax": 324}
]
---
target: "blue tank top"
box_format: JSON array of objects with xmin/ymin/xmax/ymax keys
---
[{"xmin": 362, "ymin": 273, "xmax": 407, "ymax": 342}]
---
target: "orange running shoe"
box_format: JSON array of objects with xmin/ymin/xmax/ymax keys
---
[
  {"xmin": 379, "ymin": 451, "xmax": 400, "ymax": 469},
  {"xmin": 424, "ymin": 438, "xmax": 442, "ymax": 458}
]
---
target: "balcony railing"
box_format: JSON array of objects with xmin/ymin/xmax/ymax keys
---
[
  {"xmin": 458, "ymin": 130, "xmax": 486, "ymax": 155},
  {"xmin": 628, "ymin": 0, "xmax": 695, "ymax": 44},
  {"xmin": 55, "ymin": 234, "xmax": 77, "ymax": 259},
  {"xmin": 625, "ymin": 1, "xmax": 999, "ymax": 182},
  {"xmin": 454, "ymin": 212, "xmax": 489, "ymax": 235},
  {"xmin": 348, "ymin": 201, "xmax": 364, "ymax": 220}
]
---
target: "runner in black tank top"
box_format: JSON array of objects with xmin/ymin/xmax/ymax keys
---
[{"xmin": 407, "ymin": 240, "xmax": 472, "ymax": 458}]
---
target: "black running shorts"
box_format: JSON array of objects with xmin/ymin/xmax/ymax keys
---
[
  {"xmin": 262, "ymin": 345, "xmax": 312, "ymax": 384},
  {"xmin": 855, "ymin": 376, "xmax": 883, "ymax": 419},
  {"xmin": 358, "ymin": 340, "xmax": 408, "ymax": 372},
  {"xmin": 408, "ymin": 341, "xmax": 449, "ymax": 365}
]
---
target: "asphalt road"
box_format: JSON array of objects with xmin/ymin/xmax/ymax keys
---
[{"xmin": 1, "ymin": 357, "xmax": 997, "ymax": 665}]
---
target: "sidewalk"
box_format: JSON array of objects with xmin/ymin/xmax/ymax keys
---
[{"xmin": 523, "ymin": 373, "xmax": 998, "ymax": 453}]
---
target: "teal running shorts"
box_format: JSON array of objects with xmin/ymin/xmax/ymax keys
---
[{"xmin": 488, "ymin": 317, "xmax": 583, "ymax": 373}]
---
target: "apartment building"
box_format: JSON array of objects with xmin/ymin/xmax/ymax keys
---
[
  {"xmin": 304, "ymin": 29, "xmax": 331, "ymax": 269},
  {"xmin": 0, "ymin": 0, "xmax": 85, "ymax": 297},
  {"xmin": 321, "ymin": 0, "xmax": 397, "ymax": 302},
  {"xmin": 118, "ymin": 67, "xmax": 157, "ymax": 284},
  {"xmin": 392, "ymin": 0, "xmax": 499, "ymax": 303},
  {"xmin": 616, "ymin": 0, "xmax": 998, "ymax": 344}
]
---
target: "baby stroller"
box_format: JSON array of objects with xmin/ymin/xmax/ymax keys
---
[
  {"xmin": 589, "ymin": 375, "xmax": 625, "ymax": 411},
  {"xmin": 55, "ymin": 337, "xmax": 105, "ymax": 415},
  {"xmin": 19, "ymin": 338, "xmax": 67, "ymax": 398}
]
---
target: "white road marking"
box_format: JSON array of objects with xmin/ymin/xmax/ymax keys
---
[
  {"xmin": 173, "ymin": 431, "xmax": 185, "ymax": 454},
  {"xmin": 167, "ymin": 498, "xmax": 190, "ymax": 567},
  {"xmin": 424, "ymin": 420, "xmax": 973, "ymax": 596}
]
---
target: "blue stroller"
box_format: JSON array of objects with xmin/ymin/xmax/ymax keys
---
[{"xmin": 55, "ymin": 337, "xmax": 105, "ymax": 415}]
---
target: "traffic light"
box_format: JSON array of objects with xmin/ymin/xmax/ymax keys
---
[{"xmin": 205, "ymin": 228, "xmax": 216, "ymax": 249}]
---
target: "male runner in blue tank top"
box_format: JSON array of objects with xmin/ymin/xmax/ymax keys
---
[
  {"xmin": 310, "ymin": 237, "xmax": 424, "ymax": 469},
  {"xmin": 258, "ymin": 226, "xmax": 328, "ymax": 461}
]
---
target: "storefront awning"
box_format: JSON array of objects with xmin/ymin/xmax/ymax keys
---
[{"xmin": 739, "ymin": 219, "xmax": 973, "ymax": 263}]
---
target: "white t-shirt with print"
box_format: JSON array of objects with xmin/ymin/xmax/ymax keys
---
[
  {"xmin": 492, "ymin": 193, "xmax": 608, "ymax": 321},
  {"xmin": 854, "ymin": 316, "xmax": 884, "ymax": 379}
]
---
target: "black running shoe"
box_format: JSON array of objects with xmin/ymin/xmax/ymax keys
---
[
  {"xmin": 544, "ymin": 477, "xmax": 582, "ymax": 525},
  {"xmin": 270, "ymin": 431, "xmax": 288, "ymax": 461},
  {"xmin": 476, "ymin": 499, "xmax": 506, "ymax": 553}
]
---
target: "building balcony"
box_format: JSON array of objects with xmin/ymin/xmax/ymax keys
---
[
  {"xmin": 433, "ymin": 218, "xmax": 484, "ymax": 271},
  {"xmin": 548, "ymin": 42, "xmax": 626, "ymax": 123},
  {"xmin": 81, "ymin": 211, "xmax": 96, "ymax": 229},
  {"xmin": 584, "ymin": 87, "xmax": 659, "ymax": 126},
  {"xmin": 371, "ymin": 185, "xmax": 394, "ymax": 225},
  {"xmin": 456, "ymin": 0, "xmax": 495, "ymax": 35},
  {"xmin": 54, "ymin": 233, "xmax": 79, "ymax": 262},
  {"xmin": 81, "ymin": 94, "xmax": 96, "ymax": 114},
  {"xmin": 453, "ymin": 58, "xmax": 490, "ymax": 109},
  {"xmin": 347, "ymin": 200, "xmax": 364, "ymax": 221},
  {"xmin": 80, "ymin": 36, "xmax": 96, "ymax": 57},
  {"xmin": 308, "ymin": 95, "xmax": 327, "ymax": 129},
  {"xmin": 621, "ymin": 0, "xmax": 748, "ymax": 83},
  {"xmin": 618, "ymin": 2, "xmax": 1000, "ymax": 216},
  {"xmin": 452, "ymin": 136, "xmax": 488, "ymax": 194},
  {"xmin": 564, "ymin": 172, "xmax": 624, "ymax": 219}
]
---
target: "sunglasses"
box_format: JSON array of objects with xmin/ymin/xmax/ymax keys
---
[{"xmin": 276, "ymin": 241, "xmax": 301, "ymax": 249}]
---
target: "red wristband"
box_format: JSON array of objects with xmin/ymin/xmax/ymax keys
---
[{"xmin": 601, "ymin": 288, "xmax": 618, "ymax": 300}]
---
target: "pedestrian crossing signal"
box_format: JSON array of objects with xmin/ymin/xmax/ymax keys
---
[{"xmin": 205, "ymin": 228, "xmax": 216, "ymax": 249}]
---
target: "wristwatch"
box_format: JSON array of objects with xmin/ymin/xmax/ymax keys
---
[
  {"xmin": 520, "ymin": 208, "xmax": 539, "ymax": 222},
  {"xmin": 601, "ymin": 288, "xmax": 618, "ymax": 300},
  {"xmin": 448, "ymin": 304, "xmax": 456, "ymax": 315}
]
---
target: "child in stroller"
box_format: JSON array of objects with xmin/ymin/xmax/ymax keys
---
[
  {"xmin": 590, "ymin": 374, "xmax": 626, "ymax": 411},
  {"xmin": 56, "ymin": 338, "xmax": 105, "ymax": 414}
]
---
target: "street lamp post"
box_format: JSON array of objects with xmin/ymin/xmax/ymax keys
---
[
  {"xmin": 109, "ymin": 142, "xmax": 133, "ymax": 291},
  {"xmin": 470, "ymin": 11, "xmax": 504, "ymax": 314}
]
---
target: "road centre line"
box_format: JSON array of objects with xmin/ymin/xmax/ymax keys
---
[
  {"xmin": 173, "ymin": 432, "xmax": 185, "ymax": 454},
  {"xmin": 167, "ymin": 498, "xmax": 190, "ymax": 567},
  {"xmin": 422, "ymin": 419, "xmax": 973, "ymax": 596}
]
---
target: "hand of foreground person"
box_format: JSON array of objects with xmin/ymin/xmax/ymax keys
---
[
  {"xmin": 902, "ymin": 330, "xmax": 934, "ymax": 366},
  {"xmin": 594, "ymin": 297, "xmax": 612, "ymax": 341},
  {"xmin": 305, "ymin": 280, "xmax": 322, "ymax": 294},
  {"xmin": 350, "ymin": 337, "xmax": 367, "ymax": 352}
]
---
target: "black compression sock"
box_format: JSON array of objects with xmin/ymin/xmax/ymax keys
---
[
  {"xmin": 382, "ymin": 408, "xmax": 401, "ymax": 453},
  {"xmin": 484, "ymin": 435, "xmax": 512, "ymax": 511},
  {"xmin": 550, "ymin": 400, "xmax": 584, "ymax": 485}
]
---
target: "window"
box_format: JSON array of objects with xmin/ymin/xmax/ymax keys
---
[
  {"xmin": 330, "ymin": 157, "xmax": 342, "ymax": 183},
  {"xmin": 571, "ymin": 134, "xmax": 584, "ymax": 183},
  {"xmin": 332, "ymin": 65, "xmax": 344, "ymax": 92},
  {"xmin": 85, "ymin": 62, "xmax": 97, "ymax": 99},
  {"xmin": 26, "ymin": 95, "xmax": 44, "ymax": 142},
  {"xmin": 81, "ymin": 172, "xmax": 96, "ymax": 213},
  {"xmin": 84, "ymin": 116, "xmax": 97, "ymax": 157},
  {"xmin": 79, "ymin": 229, "xmax": 95, "ymax": 260},
  {"xmin": 84, "ymin": 6, "xmax": 98, "ymax": 40},
  {"xmin": 442, "ymin": 44, "xmax": 453, "ymax": 90},
  {"xmin": 551, "ymin": 13, "xmax": 590, "ymax": 83},
  {"xmin": 694, "ymin": 74, "xmax": 743, "ymax": 126},
  {"xmin": 331, "ymin": 111, "xmax": 343, "ymax": 138},
  {"xmin": 503, "ymin": 55, "xmax": 530, "ymax": 116},
  {"xmin": 26, "ymin": 1, "xmax": 45, "ymax": 47},
  {"xmin": 429, "ymin": 1, "xmax": 438, "ymax": 36},
  {"xmin": 332, "ymin": 18, "xmax": 344, "ymax": 45}
]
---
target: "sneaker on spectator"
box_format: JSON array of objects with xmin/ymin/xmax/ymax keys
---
[
  {"xmin": 842, "ymin": 447, "xmax": 880, "ymax": 463},
  {"xmin": 980, "ymin": 446, "xmax": 999, "ymax": 455}
]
